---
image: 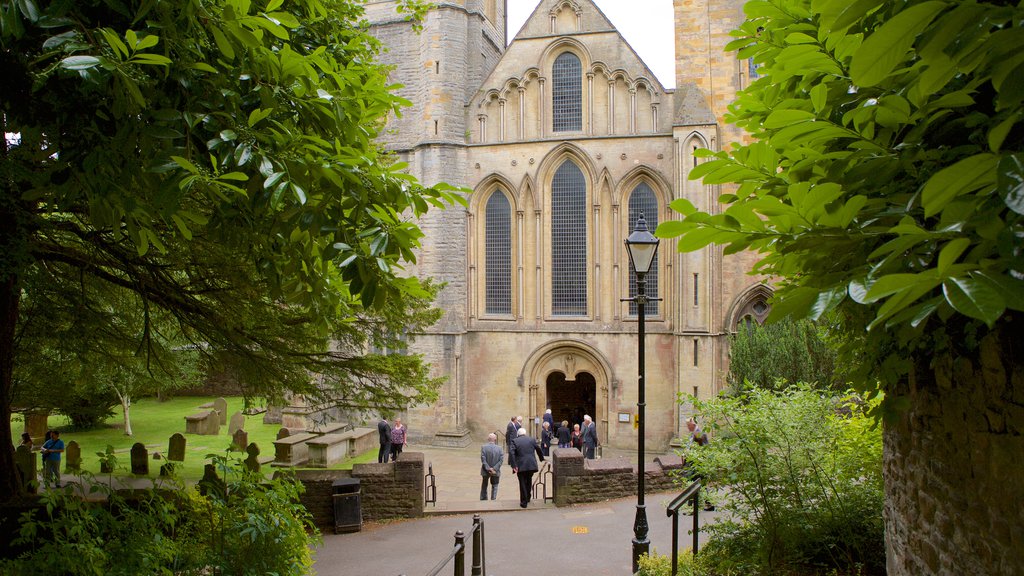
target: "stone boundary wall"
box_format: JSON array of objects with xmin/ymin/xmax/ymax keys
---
[
  {"xmin": 551, "ymin": 447, "xmax": 685, "ymax": 506},
  {"xmin": 290, "ymin": 452, "xmax": 425, "ymax": 532}
]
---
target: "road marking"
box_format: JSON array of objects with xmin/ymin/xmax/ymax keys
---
[{"xmin": 572, "ymin": 526, "xmax": 589, "ymax": 534}]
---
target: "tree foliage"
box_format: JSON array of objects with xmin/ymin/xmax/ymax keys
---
[
  {"xmin": 0, "ymin": 0, "xmax": 460, "ymax": 496},
  {"xmin": 659, "ymin": 0, "xmax": 1024, "ymax": 416},
  {"xmin": 727, "ymin": 317, "xmax": 841, "ymax": 394},
  {"xmin": 684, "ymin": 387, "xmax": 885, "ymax": 575}
]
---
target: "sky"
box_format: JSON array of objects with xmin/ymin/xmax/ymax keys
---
[{"xmin": 506, "ymin": 0, "xmax": 676, "ymax": 89}]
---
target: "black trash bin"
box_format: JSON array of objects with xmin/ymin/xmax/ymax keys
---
[{"xmin": 332, "ymin": 478, "xmax": 362, "ymax": 534}]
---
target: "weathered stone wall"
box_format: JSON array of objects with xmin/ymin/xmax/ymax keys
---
[
  {"xmin": 884, "ymin": 327, "xmax": 1024, "ymax": 575},
  {"xmin": 292, "ymin": 452, "xmax": 425, "ymax": 532},
  {"xmin": 552, "ymin": 448, "xmax": 683, "ymax": 506}
]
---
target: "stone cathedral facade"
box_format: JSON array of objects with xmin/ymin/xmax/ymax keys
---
[{"xmin": 363, "ymin": 0, "xmax": 768, "ymax": 450}]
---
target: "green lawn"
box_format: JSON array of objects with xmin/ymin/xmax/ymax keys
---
[{"xmin": 10, "ymin": 396, "xmax": 376, "ymax": 481}]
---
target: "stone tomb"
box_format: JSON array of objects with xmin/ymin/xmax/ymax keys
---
[
  {"xmin": 228, "ymin": 411, "xmax": 245, "ymax": 436},
  {"xmin": 306, "ymin": 434, "xmax": 350, "ymax": 467},
  {"xmin": 14, "ymin": 445, "xmax": 36, "ymax": 493},
  {"xmin": 345, "ymin": 427, "xmax": 378, "ymax": 456},
  {"xmin": 185, "ymin": 411, "xmax": 219, "ymax": 435},
  {"xmin": 213, "ymin": 397, "xmax": 228, "ymax": 425},
  {"xmin": 272, "ymin": 432, "xmax": 317, "ymax": 467},
  {"xmin": 64, "ymin": 441, "xmax": 82, "ymax": 471},
  {"xmin": 131, "ymin": 443, "xmax": 149, "ymax": 475},
  {"xmin": 168, "ymin": 433, "xmax": 186, "ymax": 462},
  {"xmin": 307, "ymin": 422, "xmax": 351, "ymax": 436}
]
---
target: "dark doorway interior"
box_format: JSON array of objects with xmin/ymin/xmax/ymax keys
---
[{"xmin": 546, "ymin": 371, "xmax": 596, "ymax": 429}]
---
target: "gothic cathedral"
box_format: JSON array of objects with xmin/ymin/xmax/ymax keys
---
[{"xmin": 364, "ymin": 0, "xmax": 768, "ymax": 450}]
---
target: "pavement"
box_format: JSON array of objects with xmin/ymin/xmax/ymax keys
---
[{"xmin": 313, "ymin": 442, "xmax": 717, "ymax": 576}]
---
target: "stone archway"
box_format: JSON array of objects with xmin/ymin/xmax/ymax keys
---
[{"xmin": 520, "ymin": 340, "xmax": 612, "ymax": 442}]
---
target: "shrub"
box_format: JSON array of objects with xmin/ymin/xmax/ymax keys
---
[
  {"xmin": 0, "ymin": 458, "xmax": 319, "ymax": 576},
  {"xmin": 682, "ymin": 386, "xmax": 884, "ymax": 576}
]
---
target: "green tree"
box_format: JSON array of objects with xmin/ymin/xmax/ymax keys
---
[
  {"xmin": 0, "ymin": 0, "xmax": 460, "ymax": 497},
  {"xmin": 684, "ymin": 387, "xmax": 884, "ymax": 575},
  {"xmin": 727, "ymin": 317, "xmax": 840, "ymax": 393},
  {"xmin": 660, "ymin": 0, "xmax": 1023, "ymax": 571}
]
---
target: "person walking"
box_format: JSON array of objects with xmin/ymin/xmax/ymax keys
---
[
  {"xmin": 19, "ymin": 432, "xmax": 33, "ymax": 451},
  {"xmin": 582, "ymin": 414, "xmax": 599, "ymax": 459},
  {"xmin": 377, "ymin": 416, "xmax": 392, "ymax": 463},
  {"xmin": 505, "ymin": 415, "xmax": 522, "ymax": 465},
  {"xmin": 510, "ymin": 428, "xmax": 544, "ymax": 508},
  {"xmin": 542, "ymin": 409, "xmax": 554, "ymax": 435},
  {"xmin": 40, "ymin": 429, "xmax": 65, "ymax": 488},
  {"xmin": 389, "ymin": 418, "xmax": 407, "ymax": 462},
  {"xmin": 556, "ymin": 420, "xmax": 571, "ymax": 448},
  {"xmin": 480, "ymin": 433, "xmax": 504, "ymax": 500}
]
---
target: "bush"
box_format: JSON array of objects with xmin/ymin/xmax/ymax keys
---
[
  {"xmin": 0, "ymin": 457, "xmax": 319, "ymax": 576},
  {"xmin": 682, "ymin": 386, "xmax": 884, "ymax": 576}
]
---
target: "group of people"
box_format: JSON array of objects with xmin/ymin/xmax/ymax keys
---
[
  {"xmin": 537, "ymin": 410, "xmax": 599, "ymax": 459},
  {"xmin": 376, "ymin": 417, "xmax": 407, "ymax": 463},
  {"xmin": 17, "ymin": 429, "xmax": 65, "ymax": 488}
]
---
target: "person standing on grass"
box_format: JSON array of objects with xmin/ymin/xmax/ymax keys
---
[
  {"xmin": 377, "ymin": 416, "xmax": 392, "ymax": 463},
  {"xmin": 390, "ymin": 418, "xmax": 407, "ymax": 462},
  {"xmin": 40, "ymin": 430, "xmax": 65, "ymax": 488}
]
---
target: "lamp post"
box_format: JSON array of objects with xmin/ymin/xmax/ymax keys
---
[{"xmin": 624, "ymin": 213, "xmax": 660, "ymax": 574}]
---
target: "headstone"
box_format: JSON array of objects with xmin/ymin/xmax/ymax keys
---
[
  {"xmin": 276, "ymin": 428, "xmax": 291, "ymax": 440},
  {"xmin": 168, "ymin": 433, "xmax": 186, "ymax": 461},
  {"xmin": 231, "ymin": 429, "xmax": 248, "ymax": 452},
  {"xmin": 244, "ymin": 443, "xmax": 261, "ymax": 473},
  {"xmin": 24, "ymin": 411, "xmax": 49, "ymax": 443},
  {"xmin": 130, "ymin": 443, "xmax": 149, "ymax": 475},
  {"xmin": 64, "ymin": 441, "xmax": 82, "ymax": 471},
  {"xmin": 14, "ymin": 445, "xmax": 36, "ymax": 494},
  {"xmin": 201, "ymin": 412, "xmax": 220, "ymax": 435},
  {"xmin": 198, "ymin": 463, "xmax": 225, "ymax": 498},
  {"xmin": 213, "ymin": 397, "xmax": 228, "ymax": 425},
  {"xmin": 229, "ymin": 411, "xmax": 245, "ymax": 435}
]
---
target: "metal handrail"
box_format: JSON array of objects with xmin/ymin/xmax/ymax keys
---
[
  {"xmin": 424, "ymin": 463, "xmax": 437, "ymax": 506},
  {"xmin": 532, "ymin": 460, "xmax": 552, "ymax": 501},
  {"xmin": 406, "ymin": 514, "xmax": 485, "ymax": 576},
  {"xmin": 665, "ymin": 477, "xmax": 703, "ymax": 576}
]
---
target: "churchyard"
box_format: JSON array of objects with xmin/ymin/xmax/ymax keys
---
[{"xmin": 9, "ymin": 396, "xmax": 376, "ymax": 481}]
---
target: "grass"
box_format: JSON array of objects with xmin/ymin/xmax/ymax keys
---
[{"xmin": 10, "ymin": 396, "xmax": 376, "ymax": 481}]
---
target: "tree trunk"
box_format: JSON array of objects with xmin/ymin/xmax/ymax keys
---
[
  {"xmin": 120, "ymin": 392, "xmax": 133, "ymax": 436},
  {"xmin": 884, "ymin": 319, "xmax": 1024, "ymax": 574},
  {"xmin": 0, "ymin": 214, "xmax": 24, "ymax": 499}
]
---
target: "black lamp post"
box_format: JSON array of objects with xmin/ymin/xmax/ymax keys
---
[{"xmin": 624, "ymin": 213, "xmax": 660, "ymax": 574}]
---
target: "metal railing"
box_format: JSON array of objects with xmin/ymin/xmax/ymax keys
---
[
  {"xmin": 532, "ymin": 460, "xmax": 553, "ymax": 502},
  {"xmin": 424, "ymin": 462, "xmax": 437, "ymax": 506},
  {"xmin": 665, "ymin": 477, "xmax": 703, "ymax": 576},
  {"xmin": 402, "ymin": 513, "xmax": 486, "ymax": 576}
]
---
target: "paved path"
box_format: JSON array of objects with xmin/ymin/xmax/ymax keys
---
[{"xmin": 313, "ymin": 442, "xmax": 716, "ymax": 575}]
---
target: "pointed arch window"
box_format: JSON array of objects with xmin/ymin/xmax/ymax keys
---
[
  {"xmin": 551, "ymin": 160, "xmax": 587, "ymax": 315},
  {"xmin": 485, "ymin": 190, "xmax": 512, "ymax": 315},
  {"xmin": 552, "ymin": 52, "xmax": 582, "ymax": 132},
  {"xmin": 628, "ymin": 182, "xmax": 659, "ymax": 316}
]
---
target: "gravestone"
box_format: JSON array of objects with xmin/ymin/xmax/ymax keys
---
[
  {"xmin": 64, "ymin": 440, "xmax": 82, "ymax": 472},
  {"xmin": 14, "ymin": 445, "xmax": 36, "ymax": 493},
  {"xmin": 130, "ymin": 443, "xmax": 149, "ymax": 475},
  {"xmin": 277, "ymin": 428, "xmax": 291, "ymax": 440},
  {"xmin": 231, "ymin": 429, "xmax": 248, "ymax": 452},
  {"xmin": 229, "ymin": 411, "xmax": 245, "ymax": 436},
  {"xmin": 198, "ymin": 463, "xmax": 225, "ymax": 498},
  {"xmin": 244, "ymin": 443, "xmax": 261, "ymax": 473},
  {"xmin": 168, "ymin": 433, "xmax": 186, "ymax": 462},
  {"xmin": 213, "ymin": 397, "xmax": 228, "ymax": 425}
]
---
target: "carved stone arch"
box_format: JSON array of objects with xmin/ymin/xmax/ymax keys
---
[
  {"xmin": 631, "ymin": 79, "xmax": 658, "ymax": 99},
  {"xmin": 725, "ymin": 283, "xmax": 774, "ymax": 332},
  {"xmin": 682, "ymin": 130, "xmax": 711, "ymax": 150},
  {"xmin": 540, "ymin": 37, "xmax": 593, "ymax": 72},
  {"xmin": 518, "ymin": 338, "xmax": 614, "ymax": 431},
  {"xmin": 595, "ymin": 168, "xmax": 614, "ymax": 208},
  {"xmin": 615, "ymin": 166, "xmax": 672, "ymax": 209},
  {"xmin": 549, "ymin": 0, "xmax": 583, "ymax": 33},
  {"xmin": 608, "ymin": 68, "xmax": 631, "ymax": 83},
  {"xmin": 498, "ymin": 78, "xmax": 522, "ymax": 100},
  {"xmin": 535, "ymin": 142, "xmax": 599, "ymax": 187},
  {"xmin": 470, "ymin": 174, "xmax": 520, "ymax": 215},
  {"xmin": 519, "ymin": 173, "xmax": 538, "ymax": 211},
  {"xmin": 520, "ymin": 67, "xmax": 542, "ymax": 88}
]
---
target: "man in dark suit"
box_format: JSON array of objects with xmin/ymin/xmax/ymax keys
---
[
  {"xmin": 377, "ymin": 417, "xmax": 391, "ymax": 463},
  {"xmin": 480, "ymin": 433, "xmax": 504, "ymax": 500},
  {"xmin": 505, "ymin": 415, "xmax": 522, "ymax": 465},
  {"xmin": 510, "ymin": 428, "xmax": 544, "ymax": 508},
  {"xmin": 582, "ymin": 414, "xmax": 599, "ymax": 459}
]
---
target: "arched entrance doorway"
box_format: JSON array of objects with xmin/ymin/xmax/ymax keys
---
[{"xmin": 546, "ymin": 371, "xmax": 596, "ymax": 429}]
